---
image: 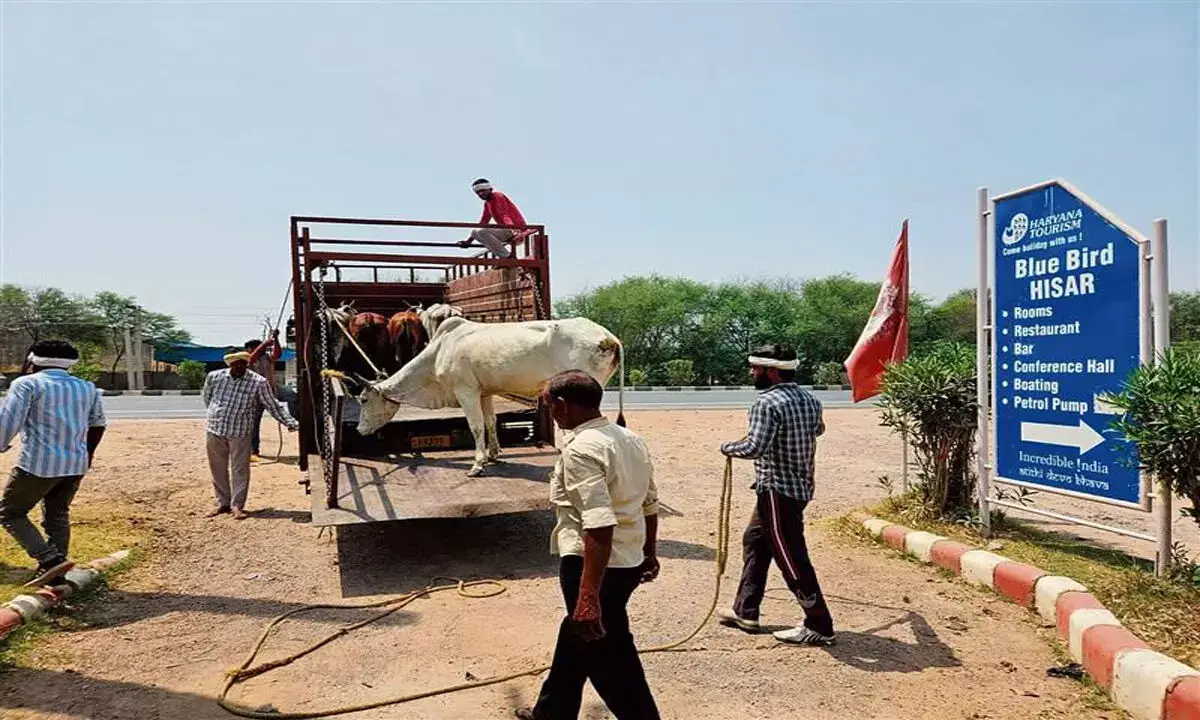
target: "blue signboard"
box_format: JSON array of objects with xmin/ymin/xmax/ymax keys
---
[{"xmin": 993, "ymin": 181, "xmax": 1142, "ymax": 505}]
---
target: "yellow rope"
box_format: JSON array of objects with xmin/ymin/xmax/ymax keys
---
[{"xmin": 217, "ymin": 458, "xmax": 734, "ymax": 719}]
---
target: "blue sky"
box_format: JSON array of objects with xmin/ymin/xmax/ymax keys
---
[{"xmin": 2, "ymin": 1, "xmax": 1196, "ymax": 345}]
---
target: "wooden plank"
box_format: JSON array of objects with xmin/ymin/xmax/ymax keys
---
[{"xmin": 309, "ymin": 448, "xmax": 557, "ymax": 526}]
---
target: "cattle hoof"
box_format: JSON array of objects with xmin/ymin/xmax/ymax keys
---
[{"xmin": 466, "ymin": 466, "xmax": 486, "ymax": 477}]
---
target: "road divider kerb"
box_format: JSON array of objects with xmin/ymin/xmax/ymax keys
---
[
  {"xmin": 859, "ymin": 517, "xmax": 1198, "ymax": 720},
  {"xmin": 0, "ymin": 550, "xmax": 130, "ymax": 641}
]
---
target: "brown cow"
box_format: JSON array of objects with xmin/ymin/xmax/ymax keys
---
[
  {"xmin": 339, "ymin": 312, "xmax": 396, "ymax": 379},
  {"xmin": 388, "ymin": 310, "xmax": 429, "ymax": 371}
]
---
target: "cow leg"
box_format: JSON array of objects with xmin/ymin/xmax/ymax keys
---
[
  {"xmin": 454, "ymin": 386, "xmax": 489, "ymax": 476},
  {"xmin": 481, "ymin": 395, "xmax": 501, "ymax": 463}
]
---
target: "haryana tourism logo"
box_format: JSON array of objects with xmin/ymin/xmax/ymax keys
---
[{"xmin": 1002, "ymin": 213, "xmax": 1029, "ymax": 246}]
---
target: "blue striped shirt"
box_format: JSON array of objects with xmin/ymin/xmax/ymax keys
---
[{"xmin": 0, "ymin": 370, "xmax": 106, "ymax": 478}]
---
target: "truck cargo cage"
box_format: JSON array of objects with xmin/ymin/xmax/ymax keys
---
[{"xmin": 290, "ymin": 216, "xmax": 557, "ymax": 526}]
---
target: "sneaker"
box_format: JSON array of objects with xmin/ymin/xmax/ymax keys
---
[
  {"xmin": 716, "ymin": 608, "xmax": 760, "ymax": 633},
  {"xmin": 24, "ymin": 557, "xmax": 74, "ymax": 588},
  {"xmin": 773, "ymin": 626, "xmax": 836, "ymax": 646}
]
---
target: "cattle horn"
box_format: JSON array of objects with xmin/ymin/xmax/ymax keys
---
[{"xmin": 347, "ymin": 372, "xmax": 373, "ymax": 387}]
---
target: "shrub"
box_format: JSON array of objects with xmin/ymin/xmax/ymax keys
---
[
  {"xmin": 663, "ymin": 359, "xmax": 695, "ymax": 386},
  {"xmin": 877, "ymin": 343, "xmax": 978, "ymax": 520},
  {"xmin": 178, "ymin": 360, "xmax": 208, "ymax": 390},
  {"xmin": 1103, "ymin": 346, "xmax": 1200, "ymax": 532},
  {"xmin": 814, "ymin": 361, "xmax": 845, "ymax": 386},
  {"xmin": 69, "ymin": 342, "xmax": 105, "ymax": 384},
  {"xmin": 628, "ymin": 368, "xmax": 648, "ymax": 386}
]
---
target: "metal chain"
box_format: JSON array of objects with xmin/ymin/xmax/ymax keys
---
[
  {"xmin": 312, "ymin": 268, "xmax": 338, "ymax": 501},
  {"xmin": 520, "ymin": 269, "xmax": 546, "ymax": 321}
]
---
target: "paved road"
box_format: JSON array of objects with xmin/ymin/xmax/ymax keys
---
[{"xmin": 101, "ymin": 389, "xmax": 871, "ymax": 420}]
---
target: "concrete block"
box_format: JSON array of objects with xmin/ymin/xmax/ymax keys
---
[
  {"xmin": 960, "ymin": 550, "xmax": 1007, "ymax": 588},
  {"xmin": 1113, "ymin": 649, "xmax": 1200, "ymax": 720},
  {"xmin": 863, "ymin": 518, "xmax": 892, "ymax": 537},
  {"xmin": 903, "ymin": 531, "xmax": 945, "ymax": 563},
  {"xmin": 1034, "ymin": 576, "xmax": 1087, "ymax": 626},
  {"xmin": 1069, "ymin": 608, "xmax": 1121, "ymax": 662}
]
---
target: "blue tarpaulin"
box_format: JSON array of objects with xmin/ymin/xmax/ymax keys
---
[{"xmin": 157, "ymin": 342, "xmax": 296, "ymax": 366}]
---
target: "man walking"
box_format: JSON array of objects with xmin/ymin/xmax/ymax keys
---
[
  {"xmin": 458, "ymin": 178, "xmax": 528, "ymax": 259},
  {"xmin": 202, "ymin": 349, "xmax": 297, "ymax": 519},
  {"xmin": 0, "ymin": 341, "xmax": 107, "ymax": 587},
  {"xmin": 517, "ymin": 371, "xmax": 661, "ymax": 720},
  {"xmin": 718, "ymin": 344, "xmax": 836, "ymax": 646},
  {"xmin": 244, "ymin": 332, "xmax": 282, "ymax": 462}
]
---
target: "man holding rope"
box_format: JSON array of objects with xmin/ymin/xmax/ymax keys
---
[
  {"xmin": 244, "ymin": 332, "xmax": 282, "ymax": 462},
  {"xmin": 718, "ymin": 344, "xmax": 836, "ymax": 647},
  {"xmin": 202, "ymin": 349, "xmax": 298, "ymax": 519},
  {"xmin": 517, "ymin": 370, "xmax": 661, "ymax": 720}
]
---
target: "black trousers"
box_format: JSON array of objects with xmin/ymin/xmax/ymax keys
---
[
  {"xmin": 532, "ymin": 555, "xmax": 660, "ymax": 720},
  {"xmin": 733, "ymin": 490, "xmax": 834, "ymax": 636}
]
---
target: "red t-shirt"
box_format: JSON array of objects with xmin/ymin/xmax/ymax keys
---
[{"xmin": 479, "ymin": 191, "xmax": 527, "ymax": 228}]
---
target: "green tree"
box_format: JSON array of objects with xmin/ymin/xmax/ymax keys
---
[
  {"xmin": 793, "ymin": 275, "xmax": 881, "ymax": 378},
  {"xmin": 89, "ymin": 291, "xmax": 192, "ymax": 383},
  {"xmin": 0, "ymin": 285, "xmax": 106, "ymax": 346},
  {"xmin": 555, "ymin": 276, "xmax": 709, "ymax": 377},
  {"xmin": 1172, "ymin": 291, "xmax": 1200, "ymax": 346},
  {"xmin": 684, "ymin": 280, "xmax": 805, "ymax": 384}
]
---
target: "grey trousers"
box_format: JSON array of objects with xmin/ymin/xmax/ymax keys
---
[
  {"xmin": 0, "ymin": 467, "xmax": 81, "ymax": 564},
  {"xmin": 206, "ymin": 433, "xmax": 252, "ymax": 509},
  {"xmin": 470, "ymin": 228, "xmax": 515, "ymax": 258}
]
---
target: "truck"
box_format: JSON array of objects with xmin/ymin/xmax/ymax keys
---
[{"xmin": 289, "ymin": 216, "xmax": 557, "ymax": 527}]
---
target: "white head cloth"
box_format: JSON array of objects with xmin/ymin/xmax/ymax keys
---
[
  {"xmin": 28, "ymin": 353, "xmax": 78, "ymax": 370},
  {"xmin": 747, "ymin": 355, "xmax": 799, "ymax": 371},
  {"xmin": 472, "ymin": 181, "xmax": 493, "ymax": 193}
]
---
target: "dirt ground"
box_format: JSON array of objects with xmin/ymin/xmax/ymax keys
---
[{"xmin": 0, "ymin": 410, "xmax": 1121, "ymax": 720}]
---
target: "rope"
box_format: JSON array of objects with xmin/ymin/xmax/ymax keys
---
[
  {"xmin": 217, "ymin": 457, "xmax": 735, "ymax": 719},
  {"xmin": 327, "ymin": 314, "xmax": 386, "ymax": 380}
]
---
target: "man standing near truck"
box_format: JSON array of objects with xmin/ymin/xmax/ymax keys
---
[
  {"xmin": 516, "ymin": 371, "xmax": 661, "ymax": 720},
  {"xmin": 717, "ymin": 343, "xmax": 836, "ymax": 647},
  {"xmin": 202, "ymin": 350, "xmax": 298, "ymax": 519},
  {"xmin": 458, "ymin": 178, "xmax": 527, "ymax": 259}
]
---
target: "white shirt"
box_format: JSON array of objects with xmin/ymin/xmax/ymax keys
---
[{"xmin": 549, "ymin": 417, "xmax": 659, "ymax": 569}]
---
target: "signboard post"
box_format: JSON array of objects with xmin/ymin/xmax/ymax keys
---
[{"xmin": 978, "ymin": 179, "xmax": 1171, "ymax": 573}]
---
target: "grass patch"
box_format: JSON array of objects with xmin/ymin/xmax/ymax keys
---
[
  {"xmin": 0, "ymin": 501, "xmax": 151, "ymax": 667},
  {"xmin": 852, "ymin": 497, "xmax": 1200, "ymax": 668}
]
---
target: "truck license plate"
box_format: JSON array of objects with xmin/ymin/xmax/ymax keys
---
[{"xmin": 411, "ymin": 435, "xmax": 452, "ymax": 450}]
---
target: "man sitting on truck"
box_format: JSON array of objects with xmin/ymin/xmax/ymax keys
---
[{"xmin": 457, "ymin": 178, "xmax": 527, "ymax": 259}]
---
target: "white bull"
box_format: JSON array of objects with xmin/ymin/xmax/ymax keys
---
[
  {"xmin": 418, "ymin": 303, "xmax": 463, "ymax": 339},
  {"xmin": 355, "ymin": 317, "xmax": 625, "ymax": 476}
]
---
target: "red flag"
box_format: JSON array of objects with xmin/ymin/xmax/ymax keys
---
[{"xmin": 844, "ymin": 220, "xmax": 910, "ymax": 402}]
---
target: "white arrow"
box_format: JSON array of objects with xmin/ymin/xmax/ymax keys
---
[{"xmin": 1020, "ymin": 419, "xmax": 1105, "ymax": 455}]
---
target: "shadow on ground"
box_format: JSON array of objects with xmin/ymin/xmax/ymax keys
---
[
  {"xmin": 334, "ymin": 510, "xmax": 717, "ymax": 597},
  {"xmin": 0, "ymin": 667, "xmax": 221, "ymax": 719},
  {"xmin": 824, "ymin": 611, "xmax": 960, "ymax": 673}
]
